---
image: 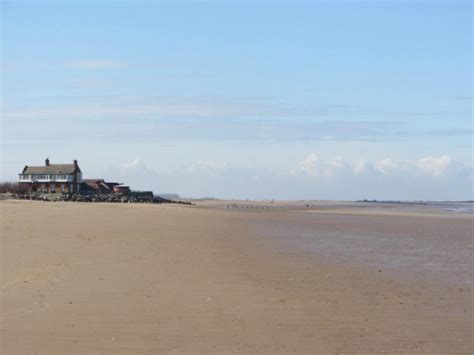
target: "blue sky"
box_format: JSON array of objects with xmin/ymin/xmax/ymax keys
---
[{"xmin": 1, "ymin": 1, "xmax": 472, "ymax": 199}]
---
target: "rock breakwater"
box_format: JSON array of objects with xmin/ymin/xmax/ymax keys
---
[{"xmin": 11, "ymin": 192, "xmax": 191, "ymax": 205}]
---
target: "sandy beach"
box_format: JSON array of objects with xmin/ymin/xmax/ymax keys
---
[{"xmin": 1, "ymin": 200, "xmax": 472, "ymax": 354}]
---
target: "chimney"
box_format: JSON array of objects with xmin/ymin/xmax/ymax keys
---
[
  {"xmin": 45, "ymin": 158, "xmax": 50, "ymax": 166},
  {"xmin": 73, "ymin": 160, "xmax": 78, "ymax": 168}
]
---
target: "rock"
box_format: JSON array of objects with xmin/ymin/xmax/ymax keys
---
[{"xmin": 10, "ymin": 191, "xmax": 194, "ymax": 205}]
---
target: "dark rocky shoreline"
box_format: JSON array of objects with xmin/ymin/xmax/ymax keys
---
[{"xmin": 10, "ymin": 192, "xmax": 192, "ymax": 205}]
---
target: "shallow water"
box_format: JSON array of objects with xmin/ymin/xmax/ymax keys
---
[
  {"xmin": 442, "ymin": 205, "xmax": 474, "ymax": 213},
  {"xmin": 253, "ymin": 211, "xmax": 473, "ymax": 287}
]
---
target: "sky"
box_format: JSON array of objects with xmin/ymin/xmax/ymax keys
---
[{"xmin": 1, "ymin": 0, "xmax": 472, "ymax": 200}]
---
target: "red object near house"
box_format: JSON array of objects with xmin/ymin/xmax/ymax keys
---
[{"xmin": 112, "ymin": 185, "xmax": 131, "ymax": 194}]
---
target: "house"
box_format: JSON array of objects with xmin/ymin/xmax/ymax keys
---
[{"xmin": 18, "ymin": 158, "xmax": 82, "ymax": 193}]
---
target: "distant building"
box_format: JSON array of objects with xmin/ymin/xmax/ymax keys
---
[
  {"xmin": 19, "ymin": 158, "xmax": 82, "ymax": 193},
  {"xmin": 18, "ymin": 159, "xmax": 127, "ymax": 195},
  {"xmin": 82, "ymin": 179, "xmax": 120, "ymax": 195}
]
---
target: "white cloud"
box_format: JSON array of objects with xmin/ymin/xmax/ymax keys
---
[
  {"xmin": 373, "ymin": 158, "xmax": 399, "ymax": 174},
  {"xmin": 297, "ymin": 153, "xmax": 319, "ymax": 175},
  {"xmin": 120, "ymin": 158, "xmax": 146, "ymax": 169},
  {"xmin": 329, "ymin": 156, "xmax": 345, "ymax": 169},
  {"xmin": 352, "ymin": 159, "xmax": 371, "ymax": 176},
  {"xmin": 67, "ymin": 60, "xmax": 126, "ymax": 69},
  {"xmin": 417, "ymin": 155, "xmax": 452, "ymax": 177},
  {"xmin": 292, "ymin": 153, "xmax": 465, "ymax": 180},
  {"xmin": 291, "ymin": 153, "xmax": 349, "ymax": 179}
]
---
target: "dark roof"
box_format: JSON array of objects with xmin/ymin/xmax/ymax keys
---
[{"xmin": 22, "ymin": 164, "xmax": 79, "ymax": 175}]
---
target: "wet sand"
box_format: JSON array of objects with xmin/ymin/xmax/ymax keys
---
[{"xmin": 1, "ymin": 200, "xmax": 472, "ymax": 354}]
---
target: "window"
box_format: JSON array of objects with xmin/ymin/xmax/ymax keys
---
[
  {"xmin": 61, "ymin": 184, "xmax": 65, "ymax": 193},
  {"xmin": 51, "ymin": 184, "xmax": 56, "ymax": 193}
]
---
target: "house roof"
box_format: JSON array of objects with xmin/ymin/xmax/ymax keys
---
[
  {"xmin": 83, "ymin": 179, "xmax": 105, "ymax": 183},
  {"xmin": 81, "ymin": 179, "xmax": 121, "ymax": 191},
  {"xmin": 82, "ymin": 179, "xmax": 111, "ymax": 190},
  {"xmin": 22, "ymin": 164, "xmax": 79, "ymax": 175}
]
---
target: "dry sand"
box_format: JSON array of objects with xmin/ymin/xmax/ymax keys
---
[{"xmin": 1, "ymin": 200, "xmax": 472, "ymax": 354}]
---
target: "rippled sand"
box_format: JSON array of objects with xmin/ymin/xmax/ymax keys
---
[{"xmin": 1, "ymin": 200, "xmax": 472, "ymax": 354}]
